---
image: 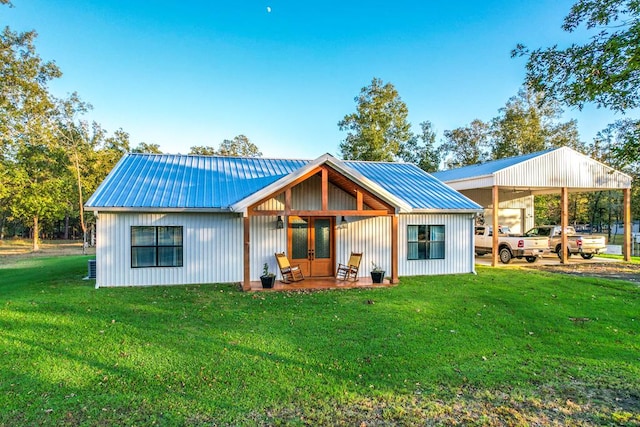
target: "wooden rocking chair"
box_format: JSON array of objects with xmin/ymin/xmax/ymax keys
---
[
  {"xmin": 275, "ymin": 252, "xmax": 305, "ymax": 283},
  {"xmin": 336, "ymin": 252, "xmax": 363, "ymax": 281}
]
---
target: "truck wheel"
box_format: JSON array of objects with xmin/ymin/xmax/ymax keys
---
[
  {"xmin": 555, "ymin": 245, "xmax": 572, "ymax": 260},
  {"xmin": 580, "ymin": 253, "xmax": 594, "ymax": 260},
  {"xmin": 499, "ymin": 247, "xmax": 512, "ymax": 264},
  {"xmin": 525, "ymin": 256, "xmax": 538, "ymax": 263}
]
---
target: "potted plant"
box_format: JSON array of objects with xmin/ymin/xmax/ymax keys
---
[
  {"xmin": 370, "ymin": 261, "xmax": 385, "ymax": 284},
  {"xmin": 260, "ymin": 263, "xmax": 276, "ymax": 288}
]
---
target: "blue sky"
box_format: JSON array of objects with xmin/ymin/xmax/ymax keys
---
[{"xmin": 3, "ymin": 0, "xmax": 626, "ymax": 159}]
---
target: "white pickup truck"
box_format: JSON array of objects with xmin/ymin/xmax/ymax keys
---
[
  {"xmin": 474, "ymin": 226, "xmax": 548, "ymax": 264},
  {"xmin": 523, "ymin": 225, "xmax": 607, "ymax": 260}
]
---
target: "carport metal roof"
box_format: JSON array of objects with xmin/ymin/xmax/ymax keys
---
[
  {"xmin": 432, "ymin": 146, "xmax": 633, "ymax": 265},
  {"xmin": 432, "ymin": 146, "xmax": 631, "ymax": 192}
]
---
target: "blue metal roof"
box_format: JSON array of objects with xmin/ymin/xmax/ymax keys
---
[
  {"xmin": 432, "ymin": 149, "xmax": 554, "ymax": 182},
  {"xmin": 345, "ymin": 161, "xmax": 481, "ymax": 210},
  {"xmin": 86, "ymin": 153, "xmax": 481, "ymax": 211}
]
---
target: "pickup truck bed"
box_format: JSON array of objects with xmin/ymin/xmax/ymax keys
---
[{"xmin": 524, "ymin": 226, "xmax": 607, "ymax": 260}]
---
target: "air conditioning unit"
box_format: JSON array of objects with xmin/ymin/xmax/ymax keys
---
[{"xmin": 87, "ymin": 259, "xmax": 97, "ymax": 279}]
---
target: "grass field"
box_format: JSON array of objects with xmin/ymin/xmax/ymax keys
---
[{"xmin": 1, "ymin": 256, "xmax": 639, "ymax": 425}]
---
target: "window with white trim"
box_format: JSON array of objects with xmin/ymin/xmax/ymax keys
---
[
  {"xmin": 131, "ymin": 226, "xmax": 183, "ymax": 268},
  {"xmin": 407, "ymin": 225, "xmax": 445, "ymax": 260}
]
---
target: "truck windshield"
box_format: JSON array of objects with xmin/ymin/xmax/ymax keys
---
[{"xmin": 525, "ymin": 228, "xmax": 551, "ymax": 237}]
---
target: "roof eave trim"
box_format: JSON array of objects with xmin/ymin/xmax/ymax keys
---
[
  {"xmin": 84, "ymin": 207, "xmax": 234, "ymax": 213},
  {"xmin": 408, "ymin": 208, "xmax": 483, "ymax": 214},
  {"xmin": 439, "ymin": 174, "xmax": 495, "ymax": 185}
]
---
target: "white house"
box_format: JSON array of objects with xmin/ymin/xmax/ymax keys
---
[{"xmin": 85, "ymin": 153, "xmax": 482, "ymax": 289}]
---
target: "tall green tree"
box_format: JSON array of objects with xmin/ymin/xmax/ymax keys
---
[
  {"xmin": 98, "ymin": 128, "xmax": 130, "ymax": 171},
  {"xmin": 597, "ymin": 119, "xmax": 640, "ymax": 169},
  {"xmin": 218, "ymin": 134, "xmax": 261, "ymax": 157},
  {"xmin": 514, "ymin": 0, "xmax": 640, "ymax": 166},
  {"xmin": 132, "ymin": 142, "xmax": 162, "ymax": 154},
  {"xmin": 56, "ymin": 93, "xmax": 116, "ymax": 246},
  {"xmin": 441, "ymin": 119, "xmax": 490, "ymax": 168},
  {"xmin": 11, "ymin": 127, "xmax": 68, "ymax": 250},
  {"xmin": 1, "ymin": 25, "xmax": 63, "ymax": 249},
  {"xmin": 338, "ymin": 77, "xmax": 413, "ymax": 161},
  {"xmin": 514, "ymin": 0, "xmax": 640, "ymax": 112},
  {"xmin": 591, "ymin": 120, "xmax": 640, "ymax": 222},
  {"xmin": 399, "ymin": 121, "xmax": 441, "ymax": 172},
  {"xmin": 190, "ymin": 135, "xmax": 261, "ymax": 157},
  {"xmin": 189, "ymin": 145, "xmax": 217, "ymax": 155},
  {"xmin": 490, "ymin": 87, "xmax": 582, "ymax": 159}
]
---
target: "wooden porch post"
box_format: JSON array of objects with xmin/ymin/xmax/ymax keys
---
[
  {"xmin": 623, "ymin": 187, "xmax": 632, "ymax": 261},
  {"xmin": 391, "ymin": 214, "xmax": 399, "ymax": 284},
  {"xmin": 321, "ymin": 167, "xmax": 328, "ymax": 211},
  {"xmin": 491, "ymin": 185, "xmax": 499, "ymax": 267},
  {"xmin": 243, "ymin": 216, "xmax": 251, "ymax": 291},
  {"xmin": 560, "ymin": 187, "xmax": 568, "ymax": 265}
]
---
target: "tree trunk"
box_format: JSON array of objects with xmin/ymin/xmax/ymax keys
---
[
  {"xmin": 64, "ymin": 214, "xmax": 70, "ymax": 240},
  {"xmin": 73, "ymin": 151, "xmax": 87, "ymax": 255},
  {"xmin": 33, "ymin": 215, "xmax": 40, "ymax": 252},
  {"xmin": 590, "ymin": 192, "xmax": 602, "ymax": 232}
]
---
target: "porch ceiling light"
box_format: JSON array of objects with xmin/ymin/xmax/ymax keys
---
[
  {"xmin": 276, "ymin": 215, "xmax": 284, "ymax": 229},
  {"xmin": 339, "ymin": 216, "xmax": 348, "ymax": 230}
]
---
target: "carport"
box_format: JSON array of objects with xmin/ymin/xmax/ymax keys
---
[{"xmin": 433, "ymin": 146, "xmax": 633, "ymax": 266}]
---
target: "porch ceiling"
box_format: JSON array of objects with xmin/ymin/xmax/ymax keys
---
[{"xmin": 325, "ymin": 167, "xmax": 390, "ymax": 212}]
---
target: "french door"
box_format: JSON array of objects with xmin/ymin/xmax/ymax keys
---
[{"xmin": 288, "ymin": 216, "xmax": 334, "ymax": 277}]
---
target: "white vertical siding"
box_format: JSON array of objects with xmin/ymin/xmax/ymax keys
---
[
  {"xmin": 336, "ymin": 216, "xmax": 391, "ymax": 278},
  {"xmin": 399, "ymin": 213, "xmax": 476, "ymax": 276},
  {"xmin": 292, "ymin": 176, "xmax": 322, "ymax": 210},
  {"xmin": 96, "ymin": 212, "xmax": 243, "ymax": 287},
  {"xmin": 249, "ymin": 216, "xmax": 287, "ymax": 280}
]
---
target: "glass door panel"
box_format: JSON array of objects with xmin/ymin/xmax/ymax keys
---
[
  {"xmin": 314, "ymin": 219, "xmax": 331, "ymax": 259},
  {"xmin": 291, "ymin": 217, "xmax": 309, "ymax": 260},
  {"xmin": 287, "ymin": 216, "xmax": 334, "ymax": 277}
]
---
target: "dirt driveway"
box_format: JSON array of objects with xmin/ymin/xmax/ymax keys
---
[
  {"xmin": 476, "ymin": 254, "xmax": 640, "ymax": 284},
  {"xmin": 527, "ymin": 261, "xmax": 640, "ymax": 283}
]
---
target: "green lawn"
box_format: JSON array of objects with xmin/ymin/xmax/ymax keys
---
[{"xmin": 1, "ymin": 256, "xmax": 639, "ymax": 426}]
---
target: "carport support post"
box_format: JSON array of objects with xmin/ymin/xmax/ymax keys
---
[
  {"xmin": 491, "ymin": 185, "xmax": 499, "ymax": 267},
  {"xmin": 624, "ymin": 188, "xmax": 632, "ymax": 261},
  {"xmin": 561, "ymin": 187, "xmax": 568, "ymax": 265},
  {"xmin": 243, "ymin": 215, "xmax": 251, "ymax": 291}
]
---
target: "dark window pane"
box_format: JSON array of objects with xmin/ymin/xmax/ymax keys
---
[
  {"xmin": 408, "ymin": 242, "xmax": 419, "ymax": 260},
  {"xmin": 430, "ymin": 241, "xmax": 445, "ymax": 259},
  {"xmin": 132, "ymin": 226, "xmax": 156, "ymax": 246},
  {"xmin": 418, "ymin": 242, "xmax": 427, "ymax": 259},
  {"xmin": 431, "ymin": 225, "xmax": 445, "ymax": 242},
  {"xmin": 132, "ymin": 247, "xmax": 156, "ymax": 267},
  {"xmin": 158, "ymin": 226, "xmax": 182, "ymax": 246},
  {"xmin": 418, "ymin": 225, "xmax": 427, "ymax": 241},
  {"xmin": 158, "ymin": 247, "xmax": 182, "ymax": 267},
  {"xmin": 408, "ymin": 225, "xmax": 418, "ymax": 242}
]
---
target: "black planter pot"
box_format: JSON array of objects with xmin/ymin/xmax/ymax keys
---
[
  {"xmin": 260, "ymin": 275, "xmax": 276, "ymax": 288},
  {"xmin": 370, "ymin": 271, "xmax": 385, "ymax": 284}
]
